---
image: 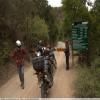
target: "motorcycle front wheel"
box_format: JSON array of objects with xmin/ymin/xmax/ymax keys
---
[{"xmin": 41, "ymin": 80, "xmax": 48, "ymax": 98}]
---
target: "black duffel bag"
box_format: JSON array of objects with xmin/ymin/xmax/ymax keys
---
[{"xmin": 32, "ymin": 56, "xmax": 44, "ymax": 72}]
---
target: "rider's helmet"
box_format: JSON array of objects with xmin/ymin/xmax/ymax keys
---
[
  {"xmin": 16, "ymin": 40, "xmax": 21, "ymax": 47},
  {"xmin": 38, "ymin": 40, "xmax": 44, "ymax": 47}
]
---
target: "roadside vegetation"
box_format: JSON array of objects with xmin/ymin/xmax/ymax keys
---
[
  {"xmin": 75, "ymin": 57, "xmax": 100, "ymax": 97},
  {"xmin": 62, "ymin": 0, "xmax": 100, "ymax": 97}
]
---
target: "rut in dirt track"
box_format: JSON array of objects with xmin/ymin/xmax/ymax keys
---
[{"xmin": 0, "ymin": 42, "xmax": 76, "ymax": 98}]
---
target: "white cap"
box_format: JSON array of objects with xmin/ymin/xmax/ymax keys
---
[{"xmin": 16, "ymin": 40, "xmax": 21, "ymax": 46}]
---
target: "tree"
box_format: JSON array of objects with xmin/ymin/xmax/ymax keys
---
[
  {"xmin": 32, "ymin": 16, "xmax": 49, "ymax": 40},
  {"xmin": 52, "ymin": 7, "xmax": 64, "ymax": 40},
  {"xmin": 88, "ymin": 0, "xmax": 100, "ymax": 60},
  {"xmin": 43, "ymin": 6, "xmax": 59, "ymax": 44},
  {"xmin": 24, "ymin": 16, "xmax": 49, "ymax": 48},
  {"xmin": 62, "ymin": 0, "xmax": 89, "ymax": 37}
]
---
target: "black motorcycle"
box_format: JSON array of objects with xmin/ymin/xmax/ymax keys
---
[
  {"xmin": 32, "ymin": 47, "xmax": 54, "ymax": 98},
  {"xmin": 49, "ymin": 48, "xmax": 57, "ymax": 70}
]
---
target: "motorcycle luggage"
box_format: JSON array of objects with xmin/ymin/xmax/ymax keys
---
[{"xmin": 32, "ymin": 56, "xmax": 44, "ymax": 71}]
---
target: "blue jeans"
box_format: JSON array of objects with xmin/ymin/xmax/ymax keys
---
[{"xmin": 17, "ymin": 65, "xmax": 24, "ymax": 85}]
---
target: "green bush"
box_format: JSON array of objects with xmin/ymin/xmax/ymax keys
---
[
  {"xmin": 75, "ymin": 65, "xmax": 100, "ymax": 97},
  {"xmin": 92, "ymin": 57, "xmax": 100, "ymax": 68},
  {"xmin": 24, "ymin": 16, "xmax": 49, "ymax": 48},
  {"xmin": 0, "ymin": 40, "xmax": 12, "ymax": 65}
]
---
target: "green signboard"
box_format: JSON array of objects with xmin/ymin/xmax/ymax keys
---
[{"xmin": 72, "ymin": 21, "xmax": 88, "ymax": 52}]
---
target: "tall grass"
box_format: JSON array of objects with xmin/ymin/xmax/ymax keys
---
[{"xmin": 75, "ymin": 58, "xmax": 100, "ymax": 97}]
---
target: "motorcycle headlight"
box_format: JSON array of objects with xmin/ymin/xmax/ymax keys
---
[
  {"xmin": 36, "ymin": 52, "xmax": 41, "ymax": 57},
  {"xmin": 42, "ymin": 47, "xmax": 46, "ymax": 51}
]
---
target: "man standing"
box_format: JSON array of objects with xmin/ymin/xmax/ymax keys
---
[
  {"xmin": 11, "ymin": 40, "xmax": 27, "ymax": 89},
  {"xmin": 64, "ymin": 40, "xmax": 70, "ymax": 70}
]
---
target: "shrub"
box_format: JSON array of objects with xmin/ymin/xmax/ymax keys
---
[
  {"xmin": 75, "ymin": 65, "xmax": 100, "ymax": 97},
  {"xmin": 0, "ymin": 40, "xmax": 12, "ymax": 65}
]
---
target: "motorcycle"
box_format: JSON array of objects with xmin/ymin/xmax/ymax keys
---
[
  {"xmin": 45, "ymin": 48, "xmax": 57, "ymax": 76},
  {"xmin": 32, "ymin": 47, "xmax": 54, "ymax": 98},
  {"xmin": 49, "ymin": 48, "xmax": 57, "ymax": 70}
]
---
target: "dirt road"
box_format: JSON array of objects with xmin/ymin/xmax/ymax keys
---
[{"xmin": 0, "ymin": 42, "xmax": 76, "ymax": 98}]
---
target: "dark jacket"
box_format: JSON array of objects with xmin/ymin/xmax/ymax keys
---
[{"xmin": 64, "ymin": 45, "xmax": 70, "ymax": 56}]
